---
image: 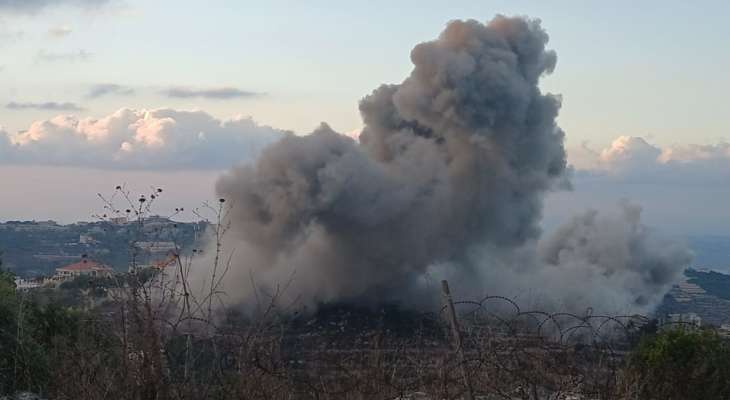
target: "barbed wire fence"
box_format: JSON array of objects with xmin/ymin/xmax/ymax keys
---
[{"xmin": 146, "ymin": 281, "xmax": 691, "ymax": 400}]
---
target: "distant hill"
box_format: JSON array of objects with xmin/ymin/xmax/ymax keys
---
[
  {"xmin": 0, "ymin": 218, "xmax": 206, "ymax": 277},
  {"xmin": 686, "ymin": 268, "xmax": 730, "ymax": 301},
  {"xmin": 658, "ymin": 268, "xmax": 730, "ymax": 326}
]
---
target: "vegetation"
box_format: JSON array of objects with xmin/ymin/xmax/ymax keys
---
[
  {"xmin": 0, "ymin": 264, "xmax": 86, "ymax": 395},
  {"xmin": 6, "ymin": 261, "xmax": 730, "ymax": 399},
  {"xmin": 623, "ymin": 329, "xmax": 730, "ymax": 399}
]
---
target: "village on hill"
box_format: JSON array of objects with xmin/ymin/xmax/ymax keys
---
[{"xmin": 0, "ymin": 216, "xmax": 204, "ymax": 278}]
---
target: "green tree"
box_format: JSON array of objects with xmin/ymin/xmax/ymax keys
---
[
  {"xmin": 0, "ymin": 255, "xmax": 88, "ymax": 396},
  {"xmin": 0, "ymin": 256, "xmax": 19, "ymax": 394},
  {"xmin": 625, "ymin": 329, "xmax": 730, "ymax": 399}
]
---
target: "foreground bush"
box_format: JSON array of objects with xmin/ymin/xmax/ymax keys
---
[{"xmin": 623, "ymin": 329, "xmax": 730, "ymax": 399}]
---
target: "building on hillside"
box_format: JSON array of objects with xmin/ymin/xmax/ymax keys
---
[
  {"xmin": 109, "ymin": 216, "xmax": 129, "ymax": 225},
  {"xmin": 54, "ymin": 259, "xmax": 114, "ymax": 280},
  {"xmin": 14, "ymin": 277, "xmax": 42, "ymax": 291},
  {"xmin": 135, "ymin": 241, "xmax": 177, "ymax": 254},
  {"xmin": 79, "ymin": 234, "xmax": 98, "ymax": 245},
  {"xmin": 660, "ymin": 312, "xmax": 702, "ymax": 331},
  {"xmin": 719, "ymin": 324, "xmax": 730, "ymax": 338}
]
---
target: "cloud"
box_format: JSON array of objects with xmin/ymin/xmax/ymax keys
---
[
  {"xmin": 162, "ymin": 87, "xmax": 260, "ymax": 100},
  {"xmin": 599, "ymin": 136, "xmax": 661, "ymax": 165},
  {"xmin": 543, "ymin": 138, "xmax": 730, "ymax": 239},
  {"xmin": 0, "ymin": 0, "xmax": 111, "ymax": 14},
  {"xmin": 0, "ymin": 108, "xmax": 286, "ymax": 169},
  {"xmin": 659, "ymin": 142, "xmax": 730, "ymax": 163},
  {"xmin": 6, "ymin": 101, "xmax": 83, "ymax": 111},
  {"xmin": 0, "ymin": 25, "xmax": 24, "ymax": 45},
  {"xmin": 86, "ymin": 83, "xmax": 134, "ymax": 98},
  {"xmin": 48, "ymin": 26, "xmax": 72, "ymax": 38},
  {"xmin": 571, "ymin": 136, "xmax": 730, "ymax": 184},
  {"xmin": 36, "ymin": 49, "xmax": 92, "ymax": 63}
]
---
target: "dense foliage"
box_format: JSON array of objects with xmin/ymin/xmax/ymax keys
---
[
  {"xmin": 0, "ymin": 266, "xmax": 93, "ymax": 395},
  {"xmin": 626, "ymin": 329, "xmax": 730, "ymax": 399}
]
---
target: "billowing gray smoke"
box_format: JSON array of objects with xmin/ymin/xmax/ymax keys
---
[
  {"xmin": 536, "ymin": 202, "xmax": 691, "ymax": 310},
  {"xmin": 407, "ymin": 200, "xmax": 692, "ymax": 315},
  {"xmin": 210, "ymin": 16, "xmax": 690, "ymax": 313}
]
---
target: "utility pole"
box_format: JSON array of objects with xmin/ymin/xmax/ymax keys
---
[{"xmin": 441, "ymin": 280, "xmax": 474, "ymax": 400}]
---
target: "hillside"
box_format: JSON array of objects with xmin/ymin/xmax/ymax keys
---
[{"xmin": 0, "ymin": 218, "xmax": 205, "ymax": 277}]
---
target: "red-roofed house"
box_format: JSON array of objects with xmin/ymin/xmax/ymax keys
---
[
  {"xmin": 55, "ymin": 259, "xmax": 114, "ymax": 280},
  {"xmin": 150, "ymin": 254, "xmax": 179, "ymax": 270}
]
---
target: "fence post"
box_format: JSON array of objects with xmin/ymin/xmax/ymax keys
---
[{"xmin": 441, "ymin": 280, "xmax": 474, "ymax": 400}]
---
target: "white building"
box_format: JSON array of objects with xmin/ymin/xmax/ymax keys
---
[
  {"xmin": 79, "ymin": 234, "xmax": 98, "ymax": 244},
  {"xmin": 661, "ymin": 313, "xmax": 702, "ymax": 331},
  {"xmin": 54, "ymin": 259, "xmax": 114, "ymax": 280},
  {"xmin": 14, "ymin": 277, "xmax": 42, "ymax": 291},
  {"xmin": 135, "ymin": 241, "xmax": 177, "ymax": 254}
]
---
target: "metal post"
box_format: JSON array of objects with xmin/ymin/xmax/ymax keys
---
[{"xmin": 441, "ymin": 280, "xmax": 474, "ymax": 400}]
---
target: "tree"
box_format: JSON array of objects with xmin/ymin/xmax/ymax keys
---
[
  {"xmin": 0, "ymin": 254, "xmax": 19, "ymax": 394},
  {"xmin": 624, "ymin": 329, "xmax": 730, "ymax": 399}
]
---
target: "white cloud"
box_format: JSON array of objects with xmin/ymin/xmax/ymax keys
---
[
  {"xmin": 0, "ymin": 108, "xmax": 286, "ymax": 169},
  {"xmin": 599, "ymin": 136, "xmax": 661, "ymax": 166},
  {"xmin": 570, "ymin": 136, "xmax": 730, "ymax": 184},
  {"xmin": 658, "ymin": 142, "xmax": 730, "ymax": 163}
]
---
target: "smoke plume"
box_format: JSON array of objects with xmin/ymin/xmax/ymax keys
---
[
  {"xmin": 209, "ymin": 16, "xmax": 690, "ymax": 313},
  {"xmin": 535, "ymin": 202, "xmax": 691, "ymax": 311}
]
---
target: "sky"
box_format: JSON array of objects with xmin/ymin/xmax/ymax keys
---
[{"xmin": 1, "ymin": 0, "xmax": 730, "ymax": 235}]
